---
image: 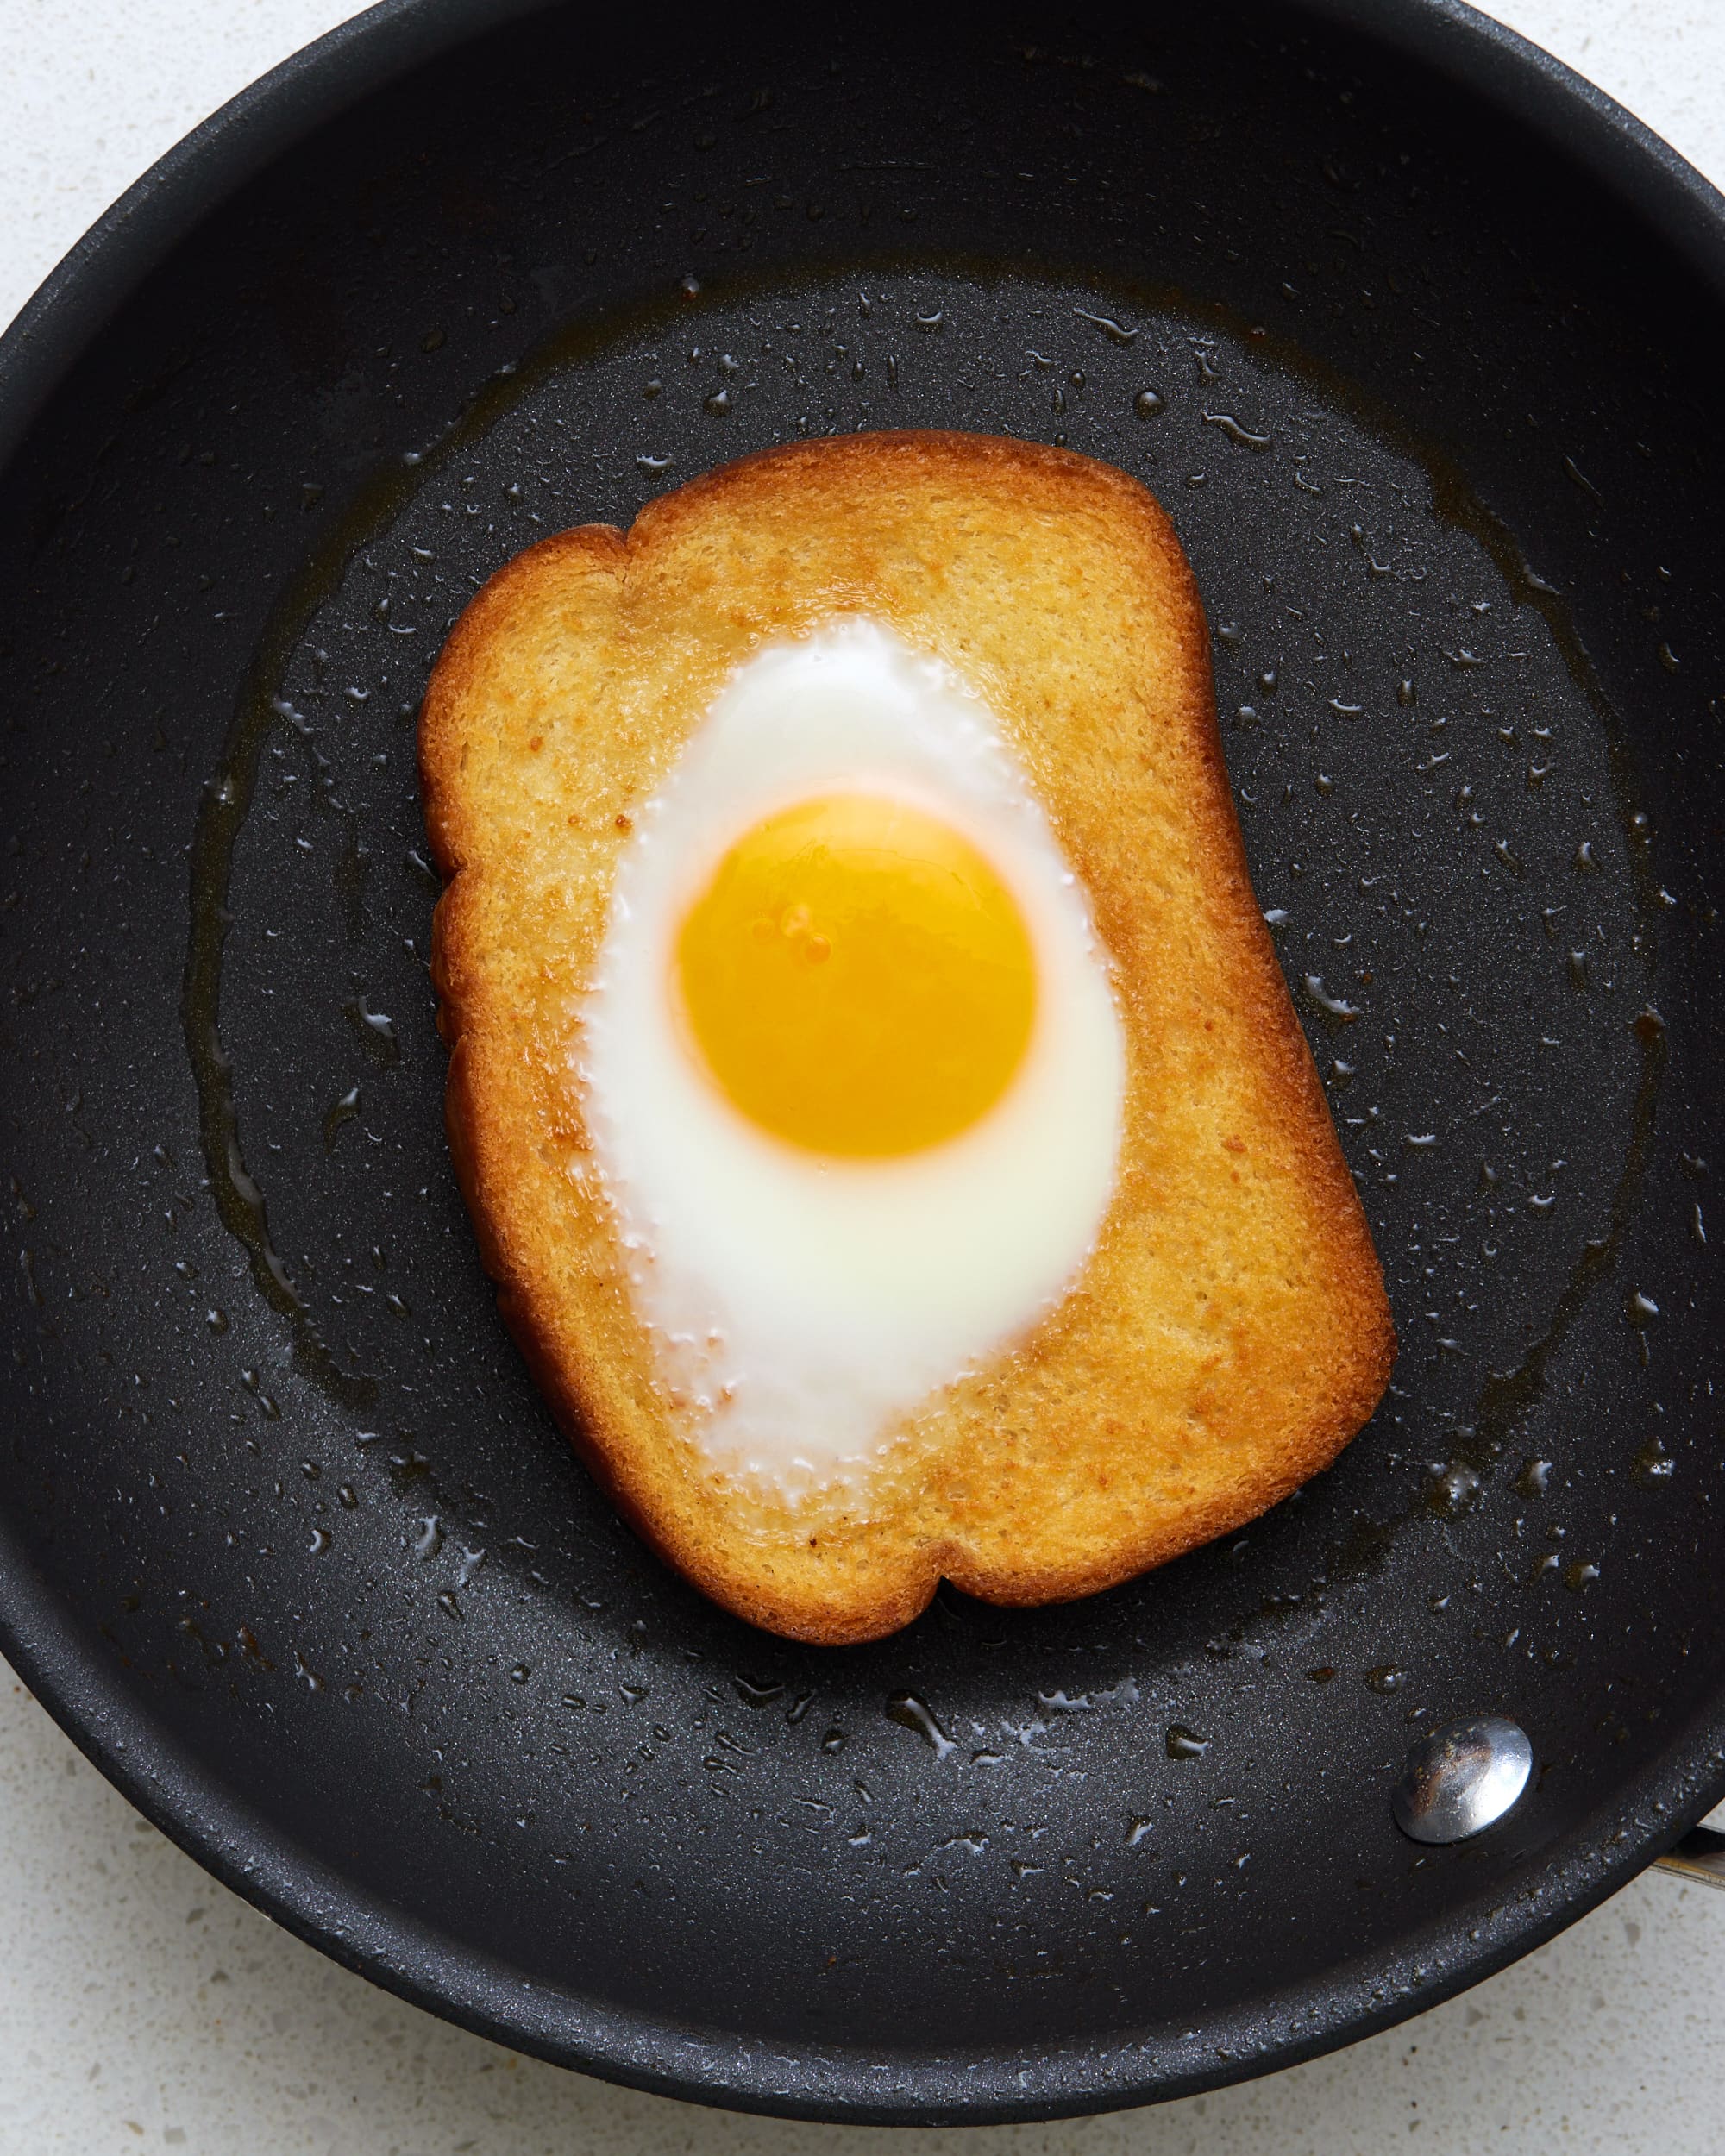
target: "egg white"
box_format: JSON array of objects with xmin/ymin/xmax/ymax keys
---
[{"xmin": 577, "ymin": 617, "xmax": 1126, "ymax": 1493}]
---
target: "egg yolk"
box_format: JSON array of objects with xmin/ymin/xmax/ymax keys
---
[{"xmin": 674, "ymin": 793, "xmax": 1037, "ymax": 1157}]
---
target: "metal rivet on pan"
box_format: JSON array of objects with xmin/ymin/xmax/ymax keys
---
[{"xmin": 1392, "ymin": 1716, "xmax": 1533, "ymax": 1844}]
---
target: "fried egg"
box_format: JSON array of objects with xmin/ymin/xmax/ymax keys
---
[{"xmin": 579, "ymin": 617, "xmax": 1125, "ymax": 1489}]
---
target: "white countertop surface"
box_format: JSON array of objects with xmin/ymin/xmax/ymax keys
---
[{"xmin": 3, "ymin": 3, "xmax": 1723, "ymax": 2149}]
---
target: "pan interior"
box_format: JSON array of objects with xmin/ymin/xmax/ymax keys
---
[{"xmin": 2, "ymin": 0, "xmax": 1722, "ymax": 2116}]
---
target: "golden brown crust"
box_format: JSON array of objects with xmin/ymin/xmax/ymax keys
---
[{"xmin": 421, "ymin": 431, "xmax": 1396, "ymax": 1645}]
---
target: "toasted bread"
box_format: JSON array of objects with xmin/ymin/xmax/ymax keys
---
[{"xmin": 421, "ymin": 431, "xmax": 1395, "ymax": 1644}]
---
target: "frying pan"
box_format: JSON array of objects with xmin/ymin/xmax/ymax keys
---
[{"xmin": 3, "ymin": 0, "xmax": 1724, "ymax": 2126}]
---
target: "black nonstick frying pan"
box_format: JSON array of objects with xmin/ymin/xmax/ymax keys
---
[{"xmin": 3, "ymin": 0, "xmax": 1725, "ymax": 2126}]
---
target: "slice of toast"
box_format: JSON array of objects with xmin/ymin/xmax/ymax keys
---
[{"xmin": 421, "ymin": 431, "xmax": 1395, "ymax": 1644}]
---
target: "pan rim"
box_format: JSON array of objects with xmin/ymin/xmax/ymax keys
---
[{"xmin": 1, "ymin": 0, "xmax": 1722, "ymax": 2124}]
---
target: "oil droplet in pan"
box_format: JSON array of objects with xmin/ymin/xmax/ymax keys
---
[{"xmin": 886, "ymin": 1693, "xmax": 956, "ymax": 1758}]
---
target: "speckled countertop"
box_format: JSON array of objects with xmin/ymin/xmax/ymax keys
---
[{"xmin": 3, "ymin": 3, "xmax": 1724, "ymax": 2150}]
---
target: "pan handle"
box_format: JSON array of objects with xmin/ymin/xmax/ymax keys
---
[{"xmin": 1656, "ymin": 1827, "xmax": 1725, "ymax": 1891}]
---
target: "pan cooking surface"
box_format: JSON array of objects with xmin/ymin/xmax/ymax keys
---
[{"xmin": 2, "ymin": 0, "xmax": 1723, "ymax": 2122}]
